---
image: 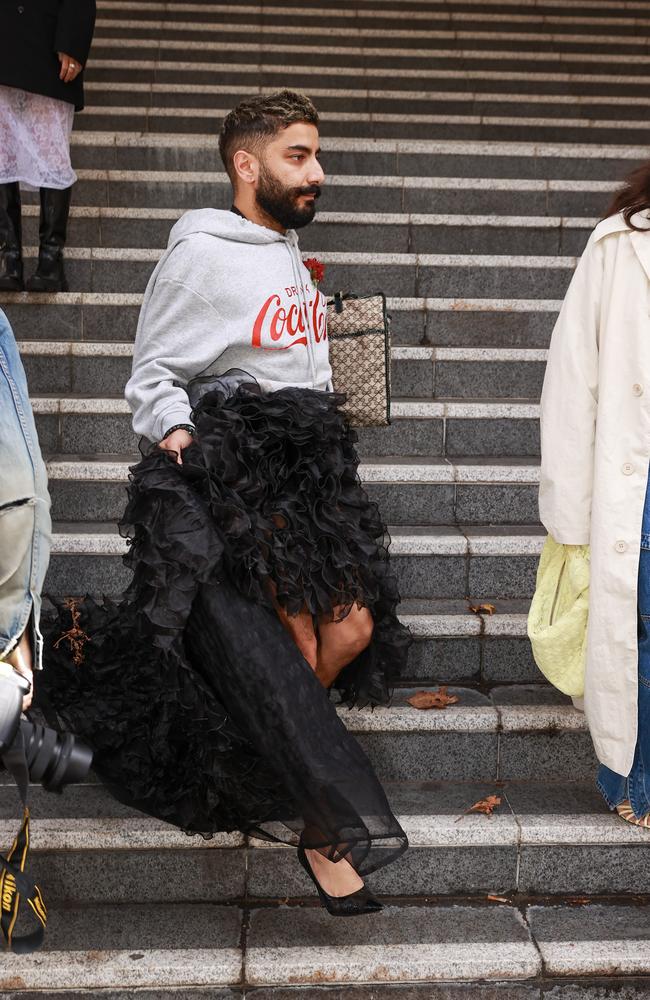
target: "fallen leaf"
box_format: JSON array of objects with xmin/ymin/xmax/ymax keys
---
[
  {"xmin": 487, "ymin": 894, "xmax": 510, "ymax": 903},
  {"xmin": 468, "ymin": 602, "xmax": 496, "ymax": 616},
  {"xmin": 455, "ymin": 794, "xmax": 502, "ymax": 822},
  {"xmin": 469, "ymin": 794, "xmax": 502, "ymax": 815},
  {"xmin": 567, "ymin": 896, "xmax": 591, "ymax": 906},
  {"xmin": 53, "ymin": 597, "xmax": 91, "ymax": 666},
  {"xmin": 407, "ymin": 687, "xmax": 459, "ymax": 710}
]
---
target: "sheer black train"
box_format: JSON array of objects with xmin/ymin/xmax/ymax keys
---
[{"xmin": 39, "ymin": 374, "xmax": 411, "ymax": 875}]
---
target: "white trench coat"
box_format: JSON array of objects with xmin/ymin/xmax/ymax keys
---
[{"xmin": 539, "ymin": 211, "xmax": 650, "ymax": 776}]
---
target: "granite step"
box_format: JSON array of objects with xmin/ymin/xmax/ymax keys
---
[
  {"xmin": 18, "ymin": 206, "xmax": 595, "ymax": 257},
  {"xmin": 1, "ymin": 780, "xmax": 648, "ymax": 904},
  {"xmin": 399, "ymin": 598, "xmax": 537, "ymax": 686},
  {"xmin": 20, "ymin": 169, "xmax": 618, "ymax": 216},
  {"xmin": 84, "ymin": 55, "xmax": 650, "ymax": 100},
  {"xmin": 44, "ymin": 521, "xmax": 546, "ymax": 601},
  {"xmin": 89, "ymin": 15, "xmax": 650, "ymax": 49},
  {"xmin": 1, "ymin": 292, "xmax": 563, "ymax": 348},
  {"xmin": 81, "ymin": 79, "xmax": 650, "ymax": 124},
  {"xmin": 93, "ymin": 0, "xmax": 650, "ymax": 19},
  {"xmin": 72, "ymin": 103, "xmax": 650, "ymax": 145},
  {"xmin": 31, "ymin": 395, "xmax": 542, "ymax": 458},
  {"xmin": 16, "ymin": 341, "xmax": 548, "ymax": 401},
  {"xmin": 42, "ymin": 453, "xmax": 542, "ymax": 527},
  {"xmin": 2, "ymin": 897, "xmax": 649, "ymax": 992},
  {"xmin": 19, "ymin": 668, "xmax": 595, "ymax": 782},
  {"xmin": 15, "ymin": 245, "xmax": 580, "ymax": 300},
  {"xmin": 82, "ymin": 37, "xmax": 650, "ymax": 74},
  {"xmin": 66, "ymin": 129, "xmax": 650, "ymax": 181}
]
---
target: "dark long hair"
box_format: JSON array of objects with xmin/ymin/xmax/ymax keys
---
[{"xmin": 606, "ymin": 161, "xmax": 650, "ymax": 229}]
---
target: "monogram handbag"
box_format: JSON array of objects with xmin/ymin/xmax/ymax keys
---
[{"xmin": 326, "ymin": 292, "xmax": 391, "ymax": 427}]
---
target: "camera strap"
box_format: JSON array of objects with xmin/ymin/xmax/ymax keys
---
[{"xmin": 0, "ymin": 728, "xmax": 47, "ymax": 953}]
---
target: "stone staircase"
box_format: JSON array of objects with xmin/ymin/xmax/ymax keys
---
[{"xmin": 2, "ymin": 0, "xmax": 650, "ymax": 992}]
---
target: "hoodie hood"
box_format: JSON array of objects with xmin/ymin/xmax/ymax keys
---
[{"xmin": 167, "ymin": 208, "xmax": 298, "ymax": 250}]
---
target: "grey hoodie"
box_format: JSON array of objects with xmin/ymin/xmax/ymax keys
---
[{"xmin": 125, "ymin": 209, "xmax": 332, "ymax": 442}]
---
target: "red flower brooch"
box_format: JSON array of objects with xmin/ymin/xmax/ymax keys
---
[{"xmin": 304, "ymin": 257, "xmax": 325, "ymax": 288}]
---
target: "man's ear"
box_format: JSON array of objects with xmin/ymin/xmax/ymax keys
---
[{"xmin": 232, "ymin": 149, "xmax": 258, "ymax": 186}]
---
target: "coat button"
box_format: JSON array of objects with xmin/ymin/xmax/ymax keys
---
[
  {"xmin": 622, "ymin": 462, "xmax": 634, "ymax": 475},
  {"xmin": 633, "ymin": 383, "xmax": 644, "ymax": 396},
  {"xmin": 615, "ymin": 540, "xmax": 628, "ymax": 553}
]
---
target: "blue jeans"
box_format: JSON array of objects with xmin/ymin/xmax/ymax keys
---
[
  {"xmin": 0, "ymin": 308, "xmax": 51, "ymax": 670},
  {"xmin": 597, "ymin": 466, "xmax": 650, "ymax": 817}
]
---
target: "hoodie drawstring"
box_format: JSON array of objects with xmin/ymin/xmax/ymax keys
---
[{"xmin": 286, "ymin": 239, "xmax": 317, "ymax": 386}]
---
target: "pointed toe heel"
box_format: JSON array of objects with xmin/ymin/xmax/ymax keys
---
[{"xmin": 297, "ymin": 845, "xmax": 383, "ymax": 917}]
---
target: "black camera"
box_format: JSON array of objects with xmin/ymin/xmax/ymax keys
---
[{"xmin": 0, "ymin": 660, "xmax": 92, "ymax": 791}]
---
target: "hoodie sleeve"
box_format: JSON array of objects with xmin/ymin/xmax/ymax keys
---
[{"xmin": 126, "ymin": 248, "xmax": 225, "ymax": 442}]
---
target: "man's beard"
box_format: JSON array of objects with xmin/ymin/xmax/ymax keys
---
[{"xmin": 256, "ymin": 163, "xmax": 321, "ymax": 230}]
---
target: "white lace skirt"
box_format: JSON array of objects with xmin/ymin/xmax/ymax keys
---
[{"xmin": 0, "ymin": 85, "xmax": 77, "ymax": 190}]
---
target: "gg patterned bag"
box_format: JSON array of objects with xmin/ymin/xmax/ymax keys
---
[{"xmin": 326, "ymin": 293, "xmax": 391, "ymax": 427}]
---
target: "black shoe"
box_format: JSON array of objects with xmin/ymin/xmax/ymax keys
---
[
  {"xmin": 25, "ymin": 186, "xmax": 72, "ymax": 293},
  {"xmin": 297, "ymin": 845, "xmax": 383, "ymax": 917},
  {"xmin": 0, "ymin": 182, "xmax": 24, "ymax": 291}
]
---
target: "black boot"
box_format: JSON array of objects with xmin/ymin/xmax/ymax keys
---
[
  {"xmin": 25, "ymin": 186, "xmax": 72, "ymax": 293},
  {"xmin": 0, "ymin": 182, "xmax": 24, "ymax": 292}
]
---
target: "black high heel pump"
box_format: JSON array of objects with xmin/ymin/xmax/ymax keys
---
[{"xmin": 297, "ymin": 845, "xmax": 383, "ymax": 917}]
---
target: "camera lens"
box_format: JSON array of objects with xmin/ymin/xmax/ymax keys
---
[{"xmin": 20, "ymin": 720, "xmax": 93, "ymax": 792}]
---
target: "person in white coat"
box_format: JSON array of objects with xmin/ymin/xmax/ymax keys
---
[{"xmin": 539, "ymin": 163, "xmax": 650, "ymax": 827}]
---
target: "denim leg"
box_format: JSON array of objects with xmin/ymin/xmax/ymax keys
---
[
  {"xmin": 626, "ymin": 516, "xmax": 650, "ymax": 816},
  {"xmin": 0, "ymin": 308, "xmax": 51, "ymax": 669},
  {"xmin": 597, "ymin": 465, "xmax": 650, "ymax": 816}
]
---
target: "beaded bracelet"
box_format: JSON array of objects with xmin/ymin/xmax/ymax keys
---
[{"xmin": 161, "ymin": 423, "xmax": 196, "ymax": 440}]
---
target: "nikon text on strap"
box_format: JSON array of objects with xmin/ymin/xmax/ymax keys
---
[{"xmin": 0, "ymin": 729, "xmax": 47, "ymax": 953}]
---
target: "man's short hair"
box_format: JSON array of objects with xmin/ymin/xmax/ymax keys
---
[{"xmin": 219, "ymin": 90, "xmax": 319, "ymax": 182}]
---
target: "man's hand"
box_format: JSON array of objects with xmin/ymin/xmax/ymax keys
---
[
  {"xmin": 58, "ymin": 52, "xmax": 83, "ymax": 83},
  {"xmin": 158, "ymin": 428, "xmax": 194, "ymax": 464}
]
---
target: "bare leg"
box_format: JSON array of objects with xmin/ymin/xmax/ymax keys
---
[
  {"xmin": 272, "ymin": 600, "xmax": 318, "ymax": 669},
  {"xmin": 316, "ymin": 604, "xmax": 374, "ymax": 689},
  {"xmin": 304, "ymin": 605, "xmax": 374, "ymax": 895},
  {"xmin": 270, "ymin": 594, "xmax": 374, "ymax": 896}
]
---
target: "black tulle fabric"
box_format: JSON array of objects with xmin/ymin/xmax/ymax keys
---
[{"xmin": 39, "ymin": 374, "xmax": 410, "ymax": 875}]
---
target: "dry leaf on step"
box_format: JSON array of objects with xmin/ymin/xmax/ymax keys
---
[
  {"xmin": 455, "ymin": 794, "xmax": 502, "ymax": 822},
  {"xmin": 468, "ymin": 602, "xmax": 496, "ymax": 616},
  {"xmin": 407, "ymin": 687, "xmax": 459, "ymax": 710}
]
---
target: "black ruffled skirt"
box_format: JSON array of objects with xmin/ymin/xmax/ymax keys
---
[{"xmin": 39, "ymin": 374, "xmax": 411, "ymax": 875}]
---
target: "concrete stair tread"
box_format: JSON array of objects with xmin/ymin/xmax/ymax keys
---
[
  {"xmin": 64, "ymin": 128, "xmax": 650, "ymax": 160},
  {"xmin": 43, "ymin": 454, "xmax": 542, "ymax": 485},
  {"xmin": 0, "ymin": 902, "xmax": 241, "ymax": 990},
  {"xmin": 5, "ymin": 898, "xmax": 650, "ymax": 990},
  {"xmin": 20, "ymin": 170, "xmax": 621, "ymax": 194},
  {"xmin": 18, "ymin": 244, "xmax": 580, "ymax": 264},
  {"xmin": 90, "ymin": 12, "xmax": 650, "ymax": 34},
  {"xmin": 30, "ymin": 394, "xmax": 542, "ymax": 414},
  {"xmin": 15, "ymin": 339, "xmax": 549, "ymax": 360},
  {"xmin": 48, "ymin": 521, "xmax": 547, "ymax": 557},
  {"xmin": 0, "ymin": 780, "xmax": 643, "ymax": 850},
  {"xmin": 78, "ymin": 100, "xmax": 650, "ymax": 129},
  {"xmin": 243, "ymin": 903, "xmax": 650, "ymax": 984},
  {"xmin": 13, "ymin": 204, "xmax": 600, "ymax": 222}
]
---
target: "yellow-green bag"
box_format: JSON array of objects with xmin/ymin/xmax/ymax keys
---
[{"xmin": 527, "ymin": 535, "xmax": 590, "ymax": 698}]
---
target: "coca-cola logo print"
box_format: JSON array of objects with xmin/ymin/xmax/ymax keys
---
[{"xmin": 252, "ymin": 282, "xmax": 327, "ymax": 351}]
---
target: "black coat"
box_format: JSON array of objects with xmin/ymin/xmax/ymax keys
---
[{"xmin": 0, "ymin": 0, "xmax": 96, "ymax": 111}]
